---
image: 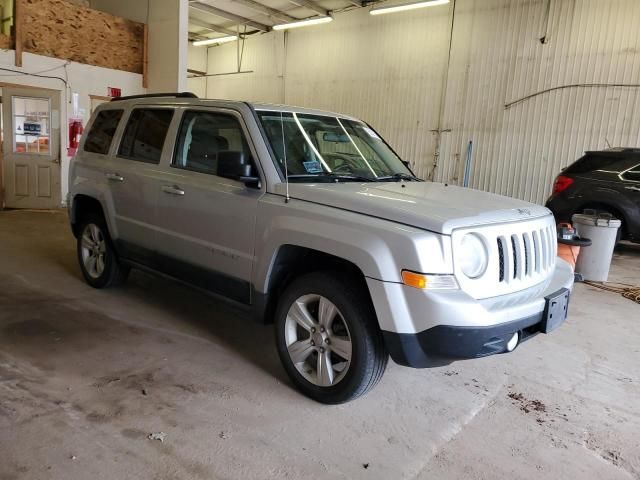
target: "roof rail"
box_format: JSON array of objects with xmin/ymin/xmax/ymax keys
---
[{"xmin": 111, "ymin": 92, "xmax": 198, "ymax": 102}]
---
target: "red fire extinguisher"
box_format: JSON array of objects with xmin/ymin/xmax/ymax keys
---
[{"xmin": 69, "ymin": 119, "xmax": 83, "ymax": 149}]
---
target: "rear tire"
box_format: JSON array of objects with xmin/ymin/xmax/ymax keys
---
[
  {"xmin": 77, "ymin": 214, "xmax": 129, "ymax": 288},
  {"xmin": 274, "ymin": 271, "xmax": 388, "ymax": 404}
]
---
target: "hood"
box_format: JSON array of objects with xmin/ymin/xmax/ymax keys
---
[{"xmin": 275, "ymin": 181, "xmax": 550, "ymax": 234}]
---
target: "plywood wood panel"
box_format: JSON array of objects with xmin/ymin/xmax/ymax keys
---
[
  {"xmin": 20, "ymin": 0, "xmax": 144, "ymax": 73},
  {"xmin": 0, "ymin": 34, "xmax": 12, "ymax": 50}
]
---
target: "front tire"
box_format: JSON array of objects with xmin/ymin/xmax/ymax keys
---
[
  {"xmin": 275, "ymin": 271, "xmax": 388, "ymax": 404},
  {"xmin": 77, "ymin": 215, "xmax": 129, "ymax": 288}
]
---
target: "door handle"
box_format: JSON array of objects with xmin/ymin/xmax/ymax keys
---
[
  {"xmin": 625, "ymin": 186, "xmax": 640, "ymax": 192},
  {"xmin": 105, "ymin": 172, "xmax": 124, "ymax": 182},
  {"xmin": 161, "ymin": 185, "xmax": 185, "ymax": 196}
]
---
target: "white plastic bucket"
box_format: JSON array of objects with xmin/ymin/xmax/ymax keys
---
[{"xmin": 572, "ymin": 212, "xmax": 621, "ymax": 281}]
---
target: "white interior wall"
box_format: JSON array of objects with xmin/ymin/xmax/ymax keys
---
[
  {"xmin": 204, "ymin": 0, "xmax": 640, "ymax": 204},
  {"xmin": 0, "ymin": 51, "xmax": 145, "ymax": 201},
  {"xmin": 206, "ymin": 31, "xmax": 287, "ymax": 103},
  {"xmin": 187, "ymin": 43, "xmax": 208, "ymax": 98}
]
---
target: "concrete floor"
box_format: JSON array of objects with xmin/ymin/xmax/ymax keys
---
[{"xmin": 0, "ymin": 209, "xmax": 639, "ymax": 480}]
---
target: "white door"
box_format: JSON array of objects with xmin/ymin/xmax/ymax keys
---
[{"xmin": 2, "ymin": 87, "xmax": 61, "ymax": 208}]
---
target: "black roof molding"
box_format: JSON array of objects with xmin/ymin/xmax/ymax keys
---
[
  {"xmin": 111, "ymin": 92, "xmax": 198, "ymax": 102},
  {"xmin": 586, "ymin": 148, "xmax": 640, "ymax": 155}
]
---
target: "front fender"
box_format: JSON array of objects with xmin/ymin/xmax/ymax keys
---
[{"xmin": 252, "ymin": 195, "xmax": 453, "ymax": 293}]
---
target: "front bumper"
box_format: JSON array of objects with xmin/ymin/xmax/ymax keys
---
[
  {"xmin": 368, "ymin": 259, "xmax": 575, "ymax": 368},
  {"xmin": 383, "ymin": 309, "xmax": 551, "ymax": 367}
]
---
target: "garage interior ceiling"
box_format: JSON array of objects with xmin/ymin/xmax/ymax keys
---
[{"xmin": 188, "ymin": 0, "xmax": 363, "ymax": 40}]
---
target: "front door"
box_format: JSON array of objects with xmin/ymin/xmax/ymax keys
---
[
  {"xmin": 2, "ymin": 87, "xmax": 61, "ymax": 208},
  {"xmin": 153, "ymin": 107, "xmax": 263, "ymax": 304}
]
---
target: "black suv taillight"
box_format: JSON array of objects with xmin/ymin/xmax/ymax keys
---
[{"xmin": 552, "ymin": 175, "xmax": 574, "ymax": 195}]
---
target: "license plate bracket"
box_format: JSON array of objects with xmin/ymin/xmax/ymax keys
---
[{"xmin": 542, "ymin": 288, "xmax": 570, "ymax": 333}]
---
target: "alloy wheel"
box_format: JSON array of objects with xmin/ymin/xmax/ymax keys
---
[
  {"xmin": 284, "ymin": 294, "xmax": 352, "ymax": 387},
  {"xmin": 80, "ymin": 223, "xmax": 107, "ymax": 279}
]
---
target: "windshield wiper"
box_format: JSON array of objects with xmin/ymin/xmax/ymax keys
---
[
  {"xmin": 374, "ymin": 173, "xmax": 422, "ymax": 182},
  {"xmin": 288, "ymin": 173, "xmax": 375, "ymax": 182}
]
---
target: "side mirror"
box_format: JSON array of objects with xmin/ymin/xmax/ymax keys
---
[{"xmin": 217, "ymin": 151, "xmax": 260, "ymax": 188}]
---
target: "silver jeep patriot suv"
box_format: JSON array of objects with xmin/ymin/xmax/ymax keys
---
[{"xmin": 69, "ymin": 92, "xmax": 574, "ymax": 404}]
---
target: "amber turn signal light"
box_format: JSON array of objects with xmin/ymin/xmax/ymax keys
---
[{"xmin": 402, "ymin": 270, "xmax": 427, "ymax": 289}]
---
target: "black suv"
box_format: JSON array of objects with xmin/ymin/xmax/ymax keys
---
[{"xmin": 546, "ymin": 148, "xmax": 640, "ymax": 243}]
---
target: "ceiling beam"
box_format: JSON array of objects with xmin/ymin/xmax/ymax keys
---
[
  {"xmin": 283, "ymin": 0, "xmax": 328, "ymax": 16},
  {"xmin": 188, "ymin": 29, "xmax": 211, "ymax": 41},
  {"xmin": 230, "ymin": 0, "xmax": 296, "ymax": 23},
  {"xmin": 188, "ymin": 17, "xmax": 240, "ymax": 36},
  {"xmin": 190, "ymin": 2, "xmax": 270, "ymax": 32}
]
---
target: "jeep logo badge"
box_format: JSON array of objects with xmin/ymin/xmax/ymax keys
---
[{"xmin": 517, "ymin": 208, "xmax": 531, "ymax": 216}]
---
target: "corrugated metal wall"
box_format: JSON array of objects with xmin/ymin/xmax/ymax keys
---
[
  {"xmin": 440, "ymin": 0, "xmax": 640, "ymax": 203},
  {"xmin": 203, "ymin": 0, "xmax": 640, "ymax": 204}
]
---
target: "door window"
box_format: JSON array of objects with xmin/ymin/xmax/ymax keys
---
[
  {"xmin": 84, "ymin": 109, "xmax": 124, "ymax": 155},
  {"xmin": 173, "ymin": 110, "xmax": 252, "ymax": 175},
  {"xmin": 13, "ymin": 96, "xmax": 50, "ymax": 155},
  {"xmin": 621, "ymin": 164, "xmax": 640, "ymax": 182},
  {"xmin": 118, "ymin": 108, "xmax": 174, "ymax": 164}
]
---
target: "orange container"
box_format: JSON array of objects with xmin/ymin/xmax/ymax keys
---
[{"xmin": 558, "ymin": 243, "xmax": 580, "ymax": 270}]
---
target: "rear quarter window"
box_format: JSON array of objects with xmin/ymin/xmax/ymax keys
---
[
  {"xmin": 621, "ymin": 164, "xmax": 640, "ymax": 182},
  {"xmin": 83, "ymin": 109, "xmax": 124, "ymax": 155},
  {"xmin": 118, "ymin": 109, "xmax": 174, "ymax": 164},
  {"xmin": 563, "ymin": 154, "xmax": 626, "ymax": 175}
]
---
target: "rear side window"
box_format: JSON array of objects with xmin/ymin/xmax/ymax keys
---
[
  {"xmin": 118, "ymin": 109, "xmax": 174, "ymax": 164},
  {"xmin": 621, "ymin": 164, "xmax": 640, "ymax": 182},
  {"xmin": 564, "ymin": 154, "xmax": 624, "ymax": 174},
  {"xmin": 84, "ymin": 109, "xmax": 123, "ymax": 155}
]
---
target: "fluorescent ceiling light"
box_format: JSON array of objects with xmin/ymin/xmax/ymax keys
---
[
  {"xmin": 192, "ymin": 35, "xmax": 238, "ymax": 47},
  {"xmin": 370, "ymin": 0, "xmax": 449, "ymax": 15},
  {"xmin": 273, "ymin": 16, "xmax": 332, "ymax": 30}
]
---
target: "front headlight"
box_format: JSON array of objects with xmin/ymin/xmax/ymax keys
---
[{"xmin": 459, "ymin": 233, "xmax": 488, "ymax": 278}]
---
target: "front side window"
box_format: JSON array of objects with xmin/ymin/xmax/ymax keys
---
[
  {"xmin": 621, "ymin": 164, "xmax": 640, "ymax": 182},
  {"xmin": 173, "ymin": 110, "xmax": 252, "ymax": 176},
  {"xmin": 118, "ymin": 109, "xmax": 174, "ymax": 164},
  {"xmin": 256, "ymin": 110, "xmax": 417, "ymax": 182},
  {"xmin": 84, "ymin": 109, "xmax": 123, "ymax": 155}
]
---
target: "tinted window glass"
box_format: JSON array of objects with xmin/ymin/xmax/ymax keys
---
[
  {"xmin": 84, "ymin": 109, "xmax": 123, "ymax": 154},
  {"xmin": 118, "ymin": 109, "xmax": 174, "ymax": 163},
  {"xmin": 564, "ymin": 154, "xmax": 625, "ymax": 174},
  {"xmin": 621, "ymin": 164, "xmax": 640, "ymax": 182},
  {"xmin": 173, "ymin": 111, "xmax": 252, "ymax": 175}
]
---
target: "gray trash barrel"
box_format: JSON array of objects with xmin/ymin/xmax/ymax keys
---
[{"xmin": 571, "ymin": 212, "xmax": 621, "ymax": 281}]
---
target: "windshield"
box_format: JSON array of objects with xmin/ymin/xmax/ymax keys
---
[{"xmin": 256, "ymin": 110, "xmax": 418, "ymax": 182}]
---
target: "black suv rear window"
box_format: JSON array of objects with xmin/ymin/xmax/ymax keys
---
[
  {"xmin": 564, "ymin": 154, "xmax": 625, "ymax": 174},
  {"xmin": 84, "ymin": 109, "xmax": 124, "ymax": 155},
  {"xmin": 118, "ymin": 109, "xmax": 174, "ymax": 164}
]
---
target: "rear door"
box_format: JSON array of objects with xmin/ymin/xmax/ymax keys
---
[
  {"xmin": 153, "ymin": 107, "xmax": 264, "ymax": 304},
  {"xmin": 105, "ymin": 107, "xmax": 174, "ymax": 264}
]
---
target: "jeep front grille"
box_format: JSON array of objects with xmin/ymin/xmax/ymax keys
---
[{"xmin": 497, "ymin": 224, "xmax": 556, "ymax": 284}]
